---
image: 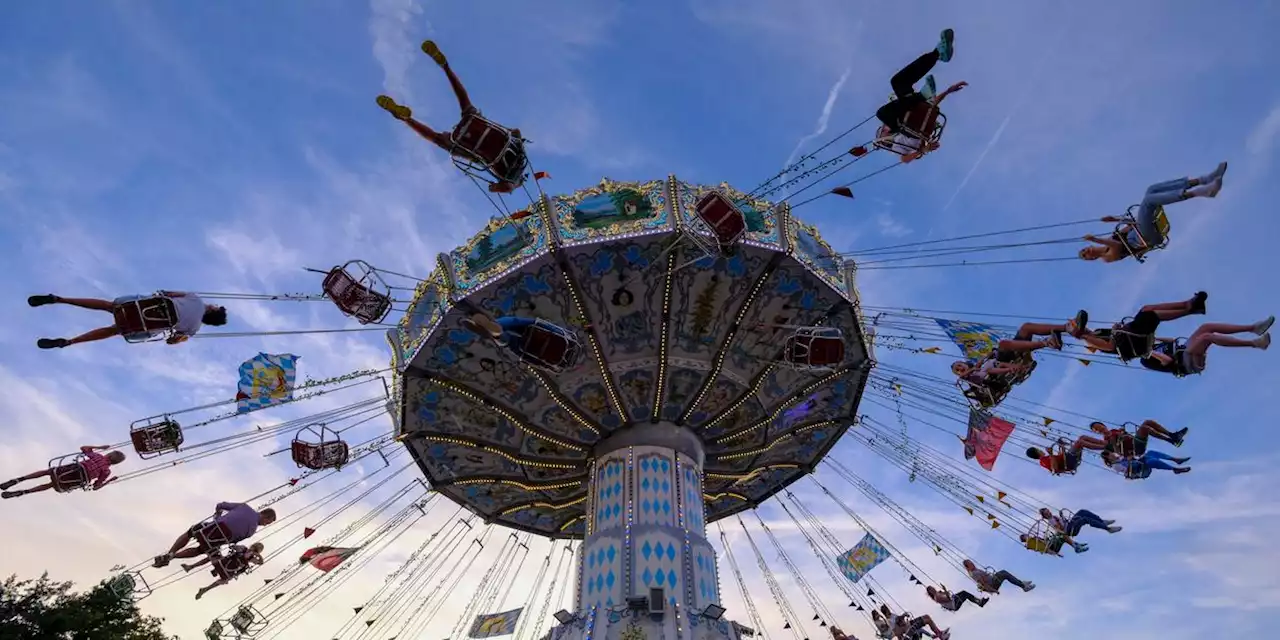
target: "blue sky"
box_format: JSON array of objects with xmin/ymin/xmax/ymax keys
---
[{"xmin": 2, "ymin": 0, "xmax": 1279, "ymax": 638}]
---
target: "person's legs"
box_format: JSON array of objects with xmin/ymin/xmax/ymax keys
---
[
  {"xmin": 876, "ymin": 93, "xmax": 926, "ymax": 131},
  {"xmin": 420, "ymin": 41, "xmax": 474, "ymax": 114},
  {"xmin": 1144, "ymin": 177, "xmax": 1191, "ymax": 195},
  {"xmin": 953, "ymin": 591, "xmax": 985, "ymax": 608},
  {"xmin": 1067, "ymin": 509, "xmax": 1108, "ymax": 535},
  {"xmin": 1138, "ymin": 419, "xmax": 1181, "ymax": 444},
  {"xmin": 1012, "ymin": 322, "xmax": 1067, "ymax": 340},
  {"xmin": 1, "ymin": 481, "xmax": 57, "ymax": 498},
  {"xmin": 63, "ymin": 326, "xmax": 123, "ymax": 347},
  {"xmin": 1137, "ymin": 292, "xmax": 1207, "ymax": 322},
  {"xmin": 891, "ymin": 52, "xmax": 940, "ymax": 98},
  {"xmin": 2, "ymin": 467, "xmax": 54, "ymax": 488},
  {"xmin": 181, "ymin": 556, "xmax": 214, "ymax": 572},
  {"xmin": 991, "ymin": 570, "xmax": 1029, "ymax": 590},
  {"xmin": 47, "ymin": 297, "xmax": 116, "ymax": 312},
  {"xmin": 1188, "ymin": 323, "xmax": 1269, "ymax": 355}
]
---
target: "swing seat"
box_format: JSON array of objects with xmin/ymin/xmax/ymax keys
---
[
  {"xmin": 451, "ymin": 112, "xmax": 528, "ymax": 186},
  {"xmin": 874, "ymin": 104, "xmax": 946, "ymax": 155},
  {"xmin": 108, "ymin": 571, "xmax": 152, "ymax": 600},
  {"xmin": 782, "ymin": 328, "xmax": 846, "ymax": 370},
  {"xmin": 290, "ymin": 440, "xmax": 350, "ymax": 470},
  {"xmin": 516, "ymin": 321, "xmax": 582, "ymax": 373},
  {"xmin": 47, "ymin": 454, "xmax": 89, "ymax": 493},
  {"xmin": 129, "ymin": 418, "xmax": 184, "ymax": 459},
  {"xmin": 291, "ymin": 424, "xmax": 350, "ymax": 470},
  {"xmin": 204, "ymin": 621, "xmax": 225, "ymax": 640},
  {"xmin": 323, "ymin": 261, "xmax": 393, "ymax": 325},
  {"xmin": 192, "ymin": 518, "xmax": 234, "ymax": 549},
  {"xmin": 958, "ymin": 359, "xmax": 1036, "ymax": 409},
  {"xmin": 694, "ymin": 191, "xmax": 748, "ymax": 249},
  {"xmin": 1117, "ymin": 204, "xmax": 1171, "ymax": 262},
  {"xmin": 212, "ymin": 552, "xmax": 250, "ymax": 581},
  {"xmin": 229, "ymin": 605, "xmax": 267, "ymax": 636},
  {"xmin": 113, "ymin": 296, "xmax": 177, "ymax": 343},
  {"xmin": 1108, "ymin": 319, "xmax": 1156, "ymax": 362}
]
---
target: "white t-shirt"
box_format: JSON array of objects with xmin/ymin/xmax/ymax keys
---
[{"xmin": 170, "ymin": 293, "xmax": 207, "ymax": 336}]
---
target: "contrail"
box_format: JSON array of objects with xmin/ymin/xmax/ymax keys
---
[{"xmin": 784, "ymin": 67, "xmax": 853, "ymax": 170}]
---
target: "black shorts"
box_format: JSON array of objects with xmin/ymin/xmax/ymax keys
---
[
  {"xmin": 1124, "ymin": 310, "xmax": 1160, "ymax": 335},
  {"xmin": 1064, "ymin": 448, "xmax": 1083, "ymax": 472},
  {"xmin": 187, "ymin": 521, "xmax": 233, "ymax": 550}
]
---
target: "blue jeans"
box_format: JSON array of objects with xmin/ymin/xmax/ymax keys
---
[
  {"xmin": 1065, "ymin": 509, "xmax": 1107, "ymax": 535},
  {"xmin": 1128, "ymin": 178, "xmax": 1187, "ymax": 246}
]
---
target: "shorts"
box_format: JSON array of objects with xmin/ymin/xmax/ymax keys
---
[
  {"xmin": 1064, "ymin": 448, "xmax": 1083, "ymax": 472},
  {"xmin": 1124, "ymin": 310, "xmax": 1160, "ymax": 336},
  {"xmin": 51, "ymin": 463, "xmax": 87, "ymax": 492},
  {"xmin": 1181, "ymin": 348, "xmax": 1205, "ymax": 374},
  {"xmin": 188, "ymin": 521, "xmax": 233, "ymax": 550}
]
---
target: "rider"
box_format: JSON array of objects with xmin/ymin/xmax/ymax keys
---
[
  {"xmin": 1076, "ymin": 292, "xmax": 1207, "ymax": 360},
  {"xmin": 184, "ymin": 542, "xmax": 266, "ymax": 600},
  {"xmin": 1026, "ymin": 435, "xmax": 1106, "ymax": 475},
  {"xmin": 1039, "ymin": 506, "xmax": 1121, "ymax": 536},
  {"xmin": 153, "ymin": 502, "xmax": 276, "ymax": 568},
  {"xmin": 829, "ymin": 627, "xmax": 859, "ymax": 640},
  {"xmin": 1089, "ymin": 420, "xmax": 1186, "ymax": 457},
  {"xmin": 963, "ymin": 559, "xmax": 1035, "ymax": 593},
  {"xmin": 1019, "ymin": 531, "xmax": 1088, "ymax": 555},
  {"xmin": 1140, "ymin": 316, "xmax": 1272, "ymax": 376},
  {"xmin": 1080, "ymin": 162, "xmax": 1228, "ymax": 262},
  {"xmin": 891, "ymin": 611, "xmax": 950, "ymax": 640},
  {"xmin": 29, "ymin": 291, "xmax": 227, "ymax": 349},
  {"xmin": 871, "ymin": 608, "xmax": 894, "ymax": 639},
  {"xmin": 951, "ymin": 313, "xmax": 1088, "ymax": 384},
  {"xmin": 376, "ymin": 40, "xmax": 524, "ymax": 194},
  {"xmin": 874, "ymin": 29, "xmax": 966, "ymax": 163},
  {"xmin": 1104, "ymin": 449, "xmax": 1191, "ymax": 478},
  {"xmin": 1, "ymin": 445, "xmax": 125, "ymax": 499},
  {"xmin": 925, "ymin": 584, "xmax": 988, "ymax": 611}
]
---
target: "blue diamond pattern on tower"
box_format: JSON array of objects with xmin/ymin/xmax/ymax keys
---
[
  {"xmin": 640, "ymin": 459, "xmax": 649, "ymax": 472},
  {"xmin": 606, "ymin": 571, "xmax": 615, "ymax": 588},
  {"xmin": 642, "ymin": 541, "xmax": 652, "ymax": 560},
  {"xmin": 642, "ymin": 568, "xmax": 653, "ymax": 585},
  {"xmin": 666, "ymin": 543, "xmax": 677, "ymax": 561},
  {"xmin": 662, "ymin": 480, "xmax": 670, "ymax": 493},
  {"xmin": 668, "ymin": 569, "xmax": 678, "ymax": 587},
  {"xmin": 589, "ymin": 553, "xmax": 596, "ymax": 568},
  {"xmin": 642, "ymin": 500, "xmax": 651, "ymax": 513},
  {"xmin": 596, "ymin": 575, "xmax": 604, "ymax": 592},
  {"xmin": 655, "ymin": 569, "xmax": 665, "ymax": 586},
  {"xmin": 662, "ymin": 500, "xmax": 671, "ymax": 514},
  {"xmin": 641, "ymin": 478, "xmax": 650, "ymax": 491},
  {"xmin": 661, "ymin": 459, "xmax": 669, "ymax": 473},
  {"xmin": 607, "ymin": 546, "xmax": 616, "ymax": 562}
]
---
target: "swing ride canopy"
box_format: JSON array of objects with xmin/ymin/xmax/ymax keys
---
[{"xmin": 388, "ymin": 176, "xmax": 874, "ymax": 538}]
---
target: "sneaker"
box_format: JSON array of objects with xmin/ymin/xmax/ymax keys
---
[
  {"xmin": 978, "ymin": 598, "xmax": 989, "ymax": 607},
  {"xmin": 37, "ymin": 338, "xmax": 68, "ymax": 349},
  {"xmin": 1106, "ymin": 525, "xmax": 1123, "ymax": 533},
  {"xmin": 1199, "ymin": 178, "xmax": 1223, "ymax": 198},
  {"xmin": 936, "ymin": 28, "xmax": 955, "ymax": 62},
  {"xmin": 1103, "ymin": 519, "xmax": 1116, "ymax": 526},
  {"xmin": 1210, "ymin": 161, "xmax": 1228, "ymax": 181},
  {"xmin": 0, "ymin": 480, "xmax": 16, "ymax": 490},
  {"xmin": 1, "ymin": 491, "xmax": 19, "ymax": 499},
  {"xmin": 375, "ymin": 95, "xmax": 412, "ymax": 121},
  {"xmin": 27, "ymin": 294, "xmax": 57, "ymax": 307},
  {"xmin": 920, "ymin": 74, "xmax": 938, "ymax": 99},
  {"xmin": 1173, "ymin": 457, "xmax": 1191, "ymax": 465},
  {"xmin": 153, "ymin": 554, "xmax": 171, "ymax": 568},
  {"xmin": 420, "ymin": 39, "xmax": 448, "ymax": 66},
  {"xmin": 1074, "ymin": 544, "xmax": 1090, "ymax": 553},
  {"xmin": 1021, "ymin": 582, "xmax": 1036, "ymax": 592},
  {"xmin": 1171, "ymin": 427, "xmax": 1189, "ymax": 447},
  {"xmin": 1253, "ymin": 316, "xmax": 1275, "ymax": 335},
  {"xmin": 1070, "ymin": 310, "xmax": 1089, "ymax": 337},
  {"xmin": 1174, "ymin": 467, "xmax": 1191, "ymax": 474},
  {"xmin": 465, "ymin": 314, "xmax": 504, "ymax": 339},
  {"xmin": 1043, "ymin": 334, "xmax": 1063, "ymax": 350},
  {"xmin": 937, "ymin": 630, "xmax": 951, "ymax": 640},
  {"xmin": 1189, "ymin": 291, "xmax": 1208, "ymax": 314},
  {"xmin": 1256, "ymin": 333, "xmax": 1272, "ymax": 350}
]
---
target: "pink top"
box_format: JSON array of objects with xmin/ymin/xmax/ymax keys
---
[{"xmin": 79, "ymin": 446, "xmax": 114, "ymax": 490}]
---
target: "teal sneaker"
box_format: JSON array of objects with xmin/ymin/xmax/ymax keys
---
[
  {"xmin": 937, "ymin": 28, "xmax": 955, "ymax": 62},
  {"xmin": 920, "ymin": 74, "xmax": 938, "ymax": 99}
]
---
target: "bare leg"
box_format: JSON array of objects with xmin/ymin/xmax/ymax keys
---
[
  {"xmin": 52, "ymin": 297, "xmax": 116, "ymax": 312},
  {"xmin": 6, "ymin": 468, "xmax": 54, "ymax": 485},
  {"xmin": 194, "ymin": 579, "xmax": 228, "ymax": 601},
  {"xmin": 917, "ymin": 615, "xmax": 945, "ymax": 636},
  {"xmin": 1138, "ymin": 420, "xmax": 1179, "ymax": 444},
  {"xmin": 404, "ymin": 118, "xmax": 455, "ymax": 152},
  {"xmin": 2, "ymin": 482, "xmax": 57, "ymax": 498},
  {"xmin": 996, "ymin": 338, "xmax": 1054, "ymax": 353},
  {"xmin": 1014, "ymin": 322, "xmax": 1066, "ymax": 339},
  {"xmin": 1139, "ymin": 293, "xmax": 1204, "ymax": 320},
  {"xmin": 173, "ymin": 547, "xmax": 209, "ymax": 560},
  {"xmin": 1074, "ymin": 436, "xmax": 1107, "ymax": 451},
  {"xmin": 1189, "ymin": 322, "xmax": 1257, "ymax": 339},
  {"xmin": 438, "ymin": 62, "xmax": 473, "ymax": 114},
  {"xmin": 166, "ymin": 531, "xmax": 194, "ymax": 556},
  {"xmin": 64, "ymin": 326, "xmax": 122, "ymax": 346},
  {"xmin": 181, "ymin": 556, "xmax": 214, "ymax": 572}
]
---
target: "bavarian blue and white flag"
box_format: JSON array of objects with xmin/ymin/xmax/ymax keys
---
[
  {"xmin": 934, "ymin": 319, "xmax": 1010, "ymax": 363},
  {"xmin": 235, "ymin": 353, "xmax": 299, "ymax": 414},
  {"xmin": 469, "ymin": 607, "xmax": 523, "ymax": 638},
  {"xmin": 836, "ymin": 533, "xmax": 891, "ymax": 583}
]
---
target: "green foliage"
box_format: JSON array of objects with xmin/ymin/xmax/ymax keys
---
[{"xmin": 0, "ymin": 573, "xmax": 178, "ymax": 640}]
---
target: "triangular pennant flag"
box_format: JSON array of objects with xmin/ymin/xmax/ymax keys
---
[
  {"xmin": 275, "ymin": 593, "xmax": 285, "ymax": 600},
  {"xmin": 289, "ymin": 477, "xmax": 300, "ymax": 486},
  {"xmin": 987, "ymin": 513, "xmax": 996, "ymax": 520},
  {"xmin": 533, "ymin": 171, "xmax": 551, "ymax": 180},
  {"xmin": 892, "ymin": 383, "xmax": 903, "ymax": 395},
  {"xmin": 831, "ymin": 187, "xmax": 854, "ymax": 199},
  {"xmin": 849, "ymin": 146, "xmax": 869, "ymax": 157},
  {"xmin": 812, "ymin": 615, "xmax": 820, "ymax": 621},
  {"xmin": 976, "ymin": 496, "xmax": 986, "ymax": 503},
  {"xmin": 849, "ymin": 601, "xmax": 857, "ymax": 607},
  {"xmin": 922, "ymin": 346, "xmax": 941, "ymax": 354},
  {"xmin": 997, "ymin": 491, "xmax": 1007, "ymax": 500},
  {"xmin": 304, "ymin": 527, "xmax": 316, "ymax": 538},
  {"xmin": 991, "ymin": 520, "xmax": 1000, "ymax": 529},
  {"xmin": 1042, "ymin": 417, "xmax": 1055, "ymax": 426},
  {"xmin": 1040, "ymin": 430, "xmax": 1049, "ymax": 437},
  {"xmin": 867, "ymin": 588, "xmax": 875, "ymax": 597},
  {"xmin": 964, "ymin": 507, "xmax": 974, "ymax": 515},
  {"xmin": 856, "ymin": 605, "xmax": 865, "ymax": 612},
  {"xmin": 934, "ymin": 545, "xmax": 942, "ymax": 555},
  {"xmin": 354, "ymin": 607, "xmax": 363, "ymax": 614},
  {"xmin": 1078, "ymin": 359, "xmax": 1092, "ymax": 366},
  {"xmin": 366, "ymin": 620, "xmax": 375, "ymax": 627},
  {"xmin": 784, "ymin": 622, "xmax": 792, "ymax": 630},
  {"xmin": 263, "ymin": 579, "xmax": 272, "ymax": 585}
]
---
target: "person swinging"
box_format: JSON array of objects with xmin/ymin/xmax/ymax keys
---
[
  {"xmin": 1080, "ymin": 162, "xmax": 1228, "ymax": 262},
  {"xmin": 154, "ymin": 502, "xmax": 276, "ymax": 568},
  {"xmin": 183, "ymin": 542, "xmax": 265, "ymax": 600},
  {"xmin": 376, "ymin": 40, "xmax": 526, "ymax": 194},
  {"xmin": 1019, "ymin": 531, "xmax": 1088, "ymax": 555},
  {"xmin": 29, "ymin": 292, "xmax": 226, "ymax": 350},
  {"xmin": 1140, "ymin": 315, "xmax": 1272, "ymax": 377},
  {"xmin": 951, "ymin": 313, "xmax": 1088, "ymax": 384},
  {"xmin": 1, "ymin": 445, "xmax": 125, "ymax": 499},
  {"xmin": 1076, "ymin": 292, "xmax": 1208, "ymax": 361},
  {"xmin": 925, "ymin": 584, "xmax": 988, "ymax": 612},
  {"xmin": 1104, "ymin": 449, "xmax": 1191, "ymax": 478},
  {"xmin": 1026, "ymin": 434, "xmax": 1108, "ymax": 476},
  {"xmin": 962, "ymin": 559, "xmax": 1035, "ymax": 594},
  {"xmin": 462, "ymin": 312, "xmax": 580, "ymax": 372},
  {"xmin": 873, "ymin": 29, "xmax": 967, "ymax": 163},
  {"xmin": 1088, "ymin": 420, "xmax": 1186, "ymax": 458}
]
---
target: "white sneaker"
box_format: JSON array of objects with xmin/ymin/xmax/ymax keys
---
[
  {"xmin": 1253, "ymin": 316, "xmax": 1275, "ymax": 335},
  {"xmin": 1257, "ymin": 333, "xmax": 1272, "ymax": 351},
  {"xmin": 1022, "ymin": 581, "xmax": 1036, "ymax": 592},
  {"xmin": 1107, "ymin": 525, "xmax": 1123, "ymax": 533}
]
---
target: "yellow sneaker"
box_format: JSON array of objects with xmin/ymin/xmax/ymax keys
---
[
  {"xmin": 376, "ymin": 95, "xmax": 412, "ymax": 120},
  {"xmin": 421, "ymin": 40, "xmax": 447, "ymax": 66}
]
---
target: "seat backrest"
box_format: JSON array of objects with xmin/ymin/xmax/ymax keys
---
[{"xmin": 901, "ymin": 104, "xmax": 940, "ymax": 137}]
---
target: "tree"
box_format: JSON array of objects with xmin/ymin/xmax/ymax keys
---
[{"xmin": 0, "ymin": 573, "xmax": 178, "ymax": 640}]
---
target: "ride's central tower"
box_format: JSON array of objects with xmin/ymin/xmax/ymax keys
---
[{"xmin": 576, "ymin": 423, "xmax": 719, "ymax": 618}]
